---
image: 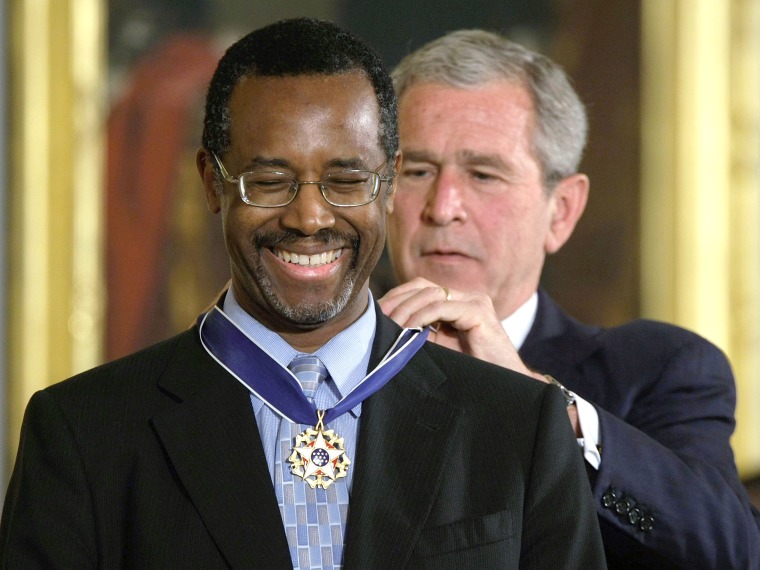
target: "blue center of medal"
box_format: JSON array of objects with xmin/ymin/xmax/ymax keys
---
[{"xmin": 311, "ymin": 448, "xmax": 330, "ymax": 467}]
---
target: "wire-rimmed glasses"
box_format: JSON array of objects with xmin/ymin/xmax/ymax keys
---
[{"xmin": 213, "ymin": 154, "xmax": 393, "ymax": 207}]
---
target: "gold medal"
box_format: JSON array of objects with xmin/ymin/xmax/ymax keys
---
[{"xmin": 288, "ymin": 410, "xmax": 351, "ymax": 489}]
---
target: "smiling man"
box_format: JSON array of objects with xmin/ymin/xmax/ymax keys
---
[{"xmin": 0, "ymin": 19, "xmax": 606, "ymax": 569}]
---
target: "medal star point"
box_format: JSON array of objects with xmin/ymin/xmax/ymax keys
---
[
  {"xmin": 294, "ymin": 431, "xmax": 344, "ymax": 480},
  {"xmin": 290, "ymin": 427, "xmax": 350, "ymax": 488}
]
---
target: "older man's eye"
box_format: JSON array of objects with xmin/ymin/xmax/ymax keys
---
[
  {"xmin": 471, "ymin": 170, "xmax": 498, "ymax": 182},
  {"xmin": 401, "ymin": 167, "xmax": 434, "ymax": 180}
]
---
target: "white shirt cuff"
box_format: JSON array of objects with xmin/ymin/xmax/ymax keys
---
[{"xmin": 574, "ymin": 395, "xmax": 601, "ymax": 469}]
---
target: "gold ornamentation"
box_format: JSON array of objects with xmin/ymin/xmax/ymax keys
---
[{"xmin": 289, "ymin": 410, "xmax": 351, "ymax": 489}]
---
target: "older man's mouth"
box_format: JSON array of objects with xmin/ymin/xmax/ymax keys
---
[{"xmin": 422, "ymin": 248, "xmax": 473, "ymax": 260}]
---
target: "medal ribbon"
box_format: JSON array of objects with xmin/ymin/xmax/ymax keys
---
[{"xmin": 197, "ymin": 307, "xmax": 429, "ymax": 425}]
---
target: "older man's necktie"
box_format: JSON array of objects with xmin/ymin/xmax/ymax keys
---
[{"xmin": 276, "ymin": 355, "xmax": 346, "ymax": 570}]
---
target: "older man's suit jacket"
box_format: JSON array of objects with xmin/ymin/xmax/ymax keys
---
[
  {"xmin": 519, "ymin": 290, "xmax": 760, "ymax": 569},
  {"xmin": 1, "ymin": 306, "xmax": 605, "ymax": 569}
]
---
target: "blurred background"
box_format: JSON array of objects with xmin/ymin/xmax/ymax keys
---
[{"xmin": 1, "ymin": 0, "xmax": 759, "ymax": 500}]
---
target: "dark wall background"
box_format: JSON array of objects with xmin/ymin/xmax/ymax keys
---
[
  {"xmin": 541, "ymin": 0, "xmax": 641, "ymax": 326},
  {"xmin": 341, "ymin": 0, "xmax": 555, "ymax": 65}
]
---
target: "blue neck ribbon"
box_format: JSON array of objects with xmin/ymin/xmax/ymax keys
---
[{"xmin": 197, "ymin": 307, "xmax": 429, "ymax": 425}]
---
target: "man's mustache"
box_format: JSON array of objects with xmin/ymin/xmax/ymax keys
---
[{"xmin": 254, "ymin": 228, "xmax": 358, "ymax": 250}]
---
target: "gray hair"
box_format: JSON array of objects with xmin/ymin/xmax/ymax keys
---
[{"xmin": 392, "ymin": 29, "xmax": 587, "ymax": 189}]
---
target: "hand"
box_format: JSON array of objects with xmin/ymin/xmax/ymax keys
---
[
  {"xmin": 379, "ymin": 277, "xmax": 540, "ymax": 379},
  {"xmin": 379, "ymin": 277, "xmax": 581, "ymax": 435}
]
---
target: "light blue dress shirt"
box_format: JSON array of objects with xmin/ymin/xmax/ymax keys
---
[{"xmin": 222, "ymin": 286, "xmax": 376, "ymax": 491}]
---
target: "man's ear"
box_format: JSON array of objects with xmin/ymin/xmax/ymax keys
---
[
  {"xmin": 196, "ymin": 147, "xmax": 221, "ymax": 214},
  {"xmin": 385, "ymin": 151, "xmax": 402, "ymax": 215},
  {"xmin": 545, "ymin": 173, "xmax": 589, "ymax": 254}
]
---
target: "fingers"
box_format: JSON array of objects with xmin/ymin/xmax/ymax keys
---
[
  {"xmin": 380, "ymin": 280, "xmax": 494, "ymax": 338},
  {"xmin": 378, "ymin": 277, "xmax": 448, "ymax": 322},
  {"xmin": 379, "ymin": 278, "xmax": 533, "ymax": 375},
  {"xmin": 378, "ymin": 277, "xmax": 442, "ymax": 308},
  {"xmin": 378, "ymin": 280, "xmax": 455, "ymax": 329}
]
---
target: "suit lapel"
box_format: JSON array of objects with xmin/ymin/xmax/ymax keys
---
[
  {"xmin": 151, "ymin": 330, "xmax": 292, "ymax": 569},
  {"xmin": 151, "ymin": 310, "xmax": 462, "ymax": 569},
  {"xmin": 520, "ymin": 290, "xmax": 601, "ymax": 392},
  {"xmin": 344, "ymin": 309, "xmax": 462, "ymax": 569}
]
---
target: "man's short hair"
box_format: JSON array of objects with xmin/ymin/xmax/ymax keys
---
[
  {"xmin": 392, "ymin": 29, "xmax": 587, "ymax": 189},
  {"xmin": 202, "ymin": 18, "xmax": 398, "ymax": 166}
]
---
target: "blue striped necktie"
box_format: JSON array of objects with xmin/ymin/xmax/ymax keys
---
[{"xmin": 276, "ymin": 355, "xmax": 345, "ymax": 569}]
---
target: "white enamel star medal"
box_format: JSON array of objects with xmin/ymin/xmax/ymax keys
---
[{"xmin": 288, "ymin": 410, "xmax": 351, "ymax": 489}]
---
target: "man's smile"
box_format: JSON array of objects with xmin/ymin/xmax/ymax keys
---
[{"xmin": 274, "ymin": 247, "xmax": 345, "ymax": 267}]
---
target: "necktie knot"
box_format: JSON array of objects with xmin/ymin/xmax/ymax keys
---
[{"xmin": 288, "ymin": 354, "xmax": 328, "ymax": 401}]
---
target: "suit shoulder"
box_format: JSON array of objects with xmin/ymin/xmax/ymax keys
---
[
  {"xmin": 420, "ymin": 341, "xmax": 550, "ymax": 404},
  {"xmin": 423, "ymin": 340, "xmax": 534, "ymax": 378},
  {"xmin": 601, "ymin": 319, "xmax": 726, "ymax": 357},
  {"xmin": 592, "ymin": 319, "xmax": 734, "ymax": 390},
  {"xmin": 44, "ymin": 329, "xmax": 198, "ymax": 399}
]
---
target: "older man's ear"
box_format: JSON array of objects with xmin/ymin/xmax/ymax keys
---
[{"xmin": 544, "ymin": 173, "xmax": 589, "ymax": 255}]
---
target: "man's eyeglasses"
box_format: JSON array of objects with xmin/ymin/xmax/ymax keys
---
[{"xmin": 212, "ymin": 154, "xmax": 394, "ymax": 208}]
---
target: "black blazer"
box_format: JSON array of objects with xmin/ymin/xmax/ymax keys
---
[
  {"xmin": 1, "ymin": 305, "xmax": 606, "ymax": 569},
  {"xmin": 520, "ymin": 290, "xmax": 760, "ymax": 569}
]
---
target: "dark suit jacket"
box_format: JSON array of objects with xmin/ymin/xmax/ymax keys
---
[
  {"xmin": 520, "ymin": 290, "xmax": 760, "ymax": 569},
  {"xmin": 1, "ymin": 306, "xmax": 606, "ymax": 569}
]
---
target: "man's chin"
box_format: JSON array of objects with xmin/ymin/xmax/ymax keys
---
[
  {"xmin": 249, "ymin": 264, "xmax": 358, "ymax": 327},
  {"xmin": 268, "ymin": 290, "xmax": 352, "ymax": 327},
  {"xmin": 268, "ymin": 301, "xmax": 326, "ymax": 324}
]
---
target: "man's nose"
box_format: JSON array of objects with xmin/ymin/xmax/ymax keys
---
[
  {"xmin": 423, "ymin": 169, "xmax": 467, "ymax": 225},
  {"xmin": 281, "ymin": 182, "xmax": 336, "ymax": 235}
]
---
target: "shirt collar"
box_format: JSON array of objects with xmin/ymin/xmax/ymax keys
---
[
  {"xmin": 222, "ymin": 286, "xmax": 376, "ymax": 405},
  {"xmin": 501, "ymin": 292, "xmax": 538, "ymax": 351}
]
